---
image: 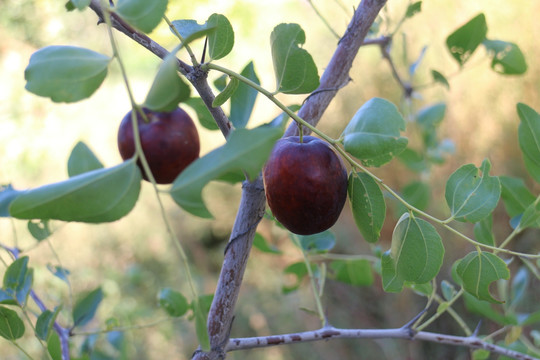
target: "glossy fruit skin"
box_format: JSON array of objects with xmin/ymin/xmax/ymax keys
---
[
  {"xmin": 117, "ymin": 107, "xmax": 200, "ymax": 184},
  {"xmin": 263, "ymin": 136, "xmax": 348, "ymax": 235}
]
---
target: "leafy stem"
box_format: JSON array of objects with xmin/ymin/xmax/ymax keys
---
[
  {"xmin": 163, "ymin": 15, "xmax": 199, "ymax": 66},
  {"xmin": 415, "ymin": 288, "xmax": 465, "ymax": 332}
]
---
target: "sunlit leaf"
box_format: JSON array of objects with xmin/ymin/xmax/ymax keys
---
[
  {"xmin": 230, "ymin": 61, "xmax": 260, "ymax": 128},
  {"xmin": 67, "ymin": 141, "xmax": 104, "ymax": 178},
  {"xmin": 170, "ymin": 125, "xmax": 282, "ymax": 218},
  {"xmin": 270, "ymin": 23, "xmax": 319, "ymax": 94},
  {"xmin": 517, "ymin": 103, "xmax": 540, "ymax": 184},
  {"xmin": 446, "ymin": 13, "xmax": 487, "ymax": 66},
  {"xmin": 144, "ymin": 53, "xmax": 191, "ymax": 112},
  {"xmin": 342, "ymin": 98, "xmax": 408, "ymax": 167},
  {"xmin": 445, "ymin": 159, "xmax": 501, "ymax": 222},
  {"xmin": 0, "ymin": 185, "xmax": 23, "ymax": 217},
  {"xmin": 73, "ymin": 287, "xmax": 103, "ymax": 328},
  {"xmin": 457, "ymin": 251, "xmax": 510, "ymax": 303},
  {"xmin": 391, "ymin": 213, "xmax": 444, "ymax": 284},
  {"xmin": 348, "ymin": 172, "xmax": 385, "ymax": 243},
  {"xmin": 0, "ymin": 306, "xmax": 25, "ymax": 340},
  {"xmin": 10, "ymin": 160, "xmax": 141, "ymax": 223},
  {"xmin": 115, "ymin": 0, "xmax": 167, "ymax": 34},
  {"xmin": 25, "ymin": 46, "xmax": 110, "ymax": 103},
  {"xmin": 207, "ymin": 13, "xmax": 234, "ymax": 60},
  {"xmin": 66, "ymin": 0, "xmax": 90, "ymax": 11},
  {"xmin": 170, "ymin": 20, "xmax": 216, "ymax": 44},
  {"xmin": 483, "ymin": 39, "xmax": 527, "ymax": 75}
]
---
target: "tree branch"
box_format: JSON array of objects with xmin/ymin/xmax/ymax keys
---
[{"xmin": 225, "ymin": 326, "xmax": 538, "ymax": 360}]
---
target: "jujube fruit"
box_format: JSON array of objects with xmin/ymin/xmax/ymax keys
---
[
  {"xmin": 117, "ymin": 107, "xmax": 200, "ymax": 184},
  {"xmin": 263, "ymin": 135, "xmax": 348, "ymax": 235}
]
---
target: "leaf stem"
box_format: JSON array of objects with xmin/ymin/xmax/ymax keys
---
[
  {"xmin": 163, "ymin": 15, "xmax": 199, "ymax": 66},
  {"xmin": 415, "ymin": 288, "xmax": 464, "ymax": 332}
]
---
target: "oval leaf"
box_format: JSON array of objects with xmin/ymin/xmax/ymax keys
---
[
  {"xmin": 207, "ymin": 13, "xmax": 234, "ymax": 60},
  {"xmin": 230, "ymin": 61, "xmax": 260, "ymax": 128},
  {"xmin": 270, "ymin": 23, "xmax": 319, "ymax": 94},
  {"xmin": 342, "ymin": 98, "xmax": 408, "ymax": 167},
  {"xmin": 73, "ymin": 287, "xmax": 103, "ymax": 328},
  {"xmin": 483, "ymin": 40, "xmax": 527, "ymax": 75},
  {"xmin": 3, "ymin": 256, "xmax": 33, "ymax": 307},
  {"xmin": 36, "ymin": 307, "xmax": 61, "ymax": 341},
  {"xmin": 67, "ymin": 141, "xmax": 104, "ymax": 177},
  {"xmin": 170, "ymin": 125, "xmax": 283, "ymax": 218},
  {"xmin": 296, "ymin": 231, "xmax": 336, "ymax": 253},
  {"xmin": 144, "ymin": 53, "xmax": 191, "ymax": 112},
  {"xmin": 170, "ymin": 19, "xmax": 216, "ymax": 44},
  {"xmin": 252, "ymin": 233, "xmax": 281, "ymax": 254},
  {"xmin": 330, "ymin": 259, "xmax": 374, "ymax": 287},
  {"xmin": 473, "ymin": 214, "xmax": 495, "ymax": 246},
  {"xmin": 184, "ymin": 97, "xmax": 219, "ymax": 130},
  {"xmin": 348, "ymin": 171, "xmax": 385, "ymax": 243},
  {"xmin": 445, "ymin": 159, "xmax": 501, "ymax": 223},
  {"xmin": 115, "ymin": 0, "xmax": 167, "ymax": 34},
  {"xmin": 457, "ymin": 251, "xmax": 510, "ymax": 303},
  {"xmin": 25, "ymin": 45, "xmax": 110, "ymax": 103},
  {"xmin": 517, "ymin": 103, "xmax": 540, "ymax": 184},
  {"xmin": 446, "ymin": 13, "xmax": 487, "ymax": 66},
  {"xmin": 0, "ymin": 306, "xmax": 25, "ymax": 340},
  {"xmin": 390, "ymin": 213, "xmax": 444, "ymax": 284},
  {"xmin": 212, "ymin": 76, "xmax": 238, "ymax": 108},
  {"xmin": 158, "ymin": 288, "xmax": 189, "ymax": 317},
  {"xmin": 10, "ymin": 160, "xmax": 141, "ymax": 223},
  {"xmin": 28, "ymin": 220, "xmax": 52, "ymax": 241},
  {"xmin": 0, "ymin": 185, "xmax": 23, "ymax": 217},
  {"xmin": 500, "ymin": 176, "xmax": 536, "ymax": 218},
  {"xmin": 381, "ymin": 250, "xmax": 404, "ymax": 293}
]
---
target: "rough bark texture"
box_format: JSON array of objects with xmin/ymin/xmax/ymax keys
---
[{"xmin": 198, "ymin": 1, "xmax": 388, "ymax": 359}]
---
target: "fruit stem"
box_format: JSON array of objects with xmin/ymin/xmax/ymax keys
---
[{"xmin": 204, "ymin": 63, "xmax": 337, "ymax": 144}]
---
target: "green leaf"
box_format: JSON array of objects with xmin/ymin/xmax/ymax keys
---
[
  {"xmin": 67, "ymin": 0, "xmax": 90, "ymax": 11},
  {"xmin": 47, "ymin": 265, "xmax": 71, "ymax": 284},
  {"xmin": 446, "ymin": 13, "xmax": 488, "ymax": 66},
  {"xmin": 473, "ymin": 214, "xmax": 495, "ymax": 246},
  {"xmin": 296, "ymin": 231, "xmax": 335, "ymax": 253},
  {"xmin": 391, "ymin": 213, "xmax": 444, "ymax": 284},
  {"xmin": 330, "ymin": 259, "xmax": 373, "ymax": 286},
  {"xmin": 10, "ymin": 160, "xmax": 141, "ymax": 223},
  {"xmin": 252, "ymin": 233, "xmax": 281, "ymax": 254},
  {"xmin": 3, "ymin": 256, "xmax": 33, "ymax": 306},
  {"xmin": 500, "ymin": 176, "xmax": 535, "ymax": 218},
  {"xmin": 463, "ymin": 292, "xmax": 514, "ymax": 325},
  {"xmin": 342, "ymin": 98, "xmax": 408, "ymax": 167},
  {"xmin": 47, "ymin": 332, "xmax": 62, "ymax": 360},
  {"xmin": 28, "ymin": 220, "xmax": 51, "ymax": 241},
  {"xmin": 0, "ymin": 185, "xmax": 23, "ymax": 217},
  {"xmin": 401, "ymin": 181, "xmax": 431, "ymax": 212},
  {"xmin": 193, "ymin": 297, "xmax": 210, "ymax": 351},
  {"xmin": 67, "ymin": 141, "xmax": 104, "ymax": 178},
  {"xmin": 207, "ymin": 13, "xmax": 234, "ymax": 60},
  {"xmin": 483, "ymin": 40, "xmax": 527, "ymax": 75},
  {"xmin": 445, "ymin": 159, "xmax": 501, "ymax": 223},
  {"xmin": 115, "ymin": 0, "xmax": 167, "ymax": 33},
  {"xmin": 158, "ymin": 288, "xmax": 189, "ymax": 317},
  {"xmin": 416, "ymin": 102, "xmax": 446, "ymax": 130},
  {"xmin": 36, "ymin": 306, "xmax": 61, "ymax": 341},
  {"xmin": 25, "ymin": 46, "xmax": 110, "ymax": 103},
  {"xmin": 170, "ymin": 20, "xmax": 216, "ymax": 44},
  {"xmin": 431, "ymin": 70, "xmax": 450, "ymax": 89},
  {"xmin": 441, "ymin": 280, "xmax": 457, "ymax": 301},
  {"xmin": 143, "ymin": 53, "xmax": 191, "ymax": 112},
  {"xmin": 170, "ymin": 125, "xmax": 283, "ymax": 218},
  {"xmin": 184, "ymin": 97, "xmax": 219, "ymax": 131},
  {"xmin": 212, "ymin": 77, "xmax": 238, "ymax": 107},
  {"xmin": 230, "ymin": 61, "xmax": 260, "ymax": 129},
  {"xmin": 270, "ymin": 23, "xmax": 319, "ymax": 94},
  {"xmin": 73, "ymin": 287, "xmax": 103, "ymax": 328},
  {"xmin": 0, "ymin": 306, "xmax": 25, "ymax": 340},
  {"xmin": 457, "ymin": 251, "xmax": 510, "ymax": 303},
  {"xmin": 517, "ymin": 103, "xmax": 540, "ymax": 184},
  {"xmin": 381, "ymin": 251, "xmax": 404, "ymax": 293},
  {"xmin": 282, "ymin": 262, "xmax": 311, "ymax": 294},
  {"xmin": 348, "ymin": 172, "xmax": 385, "ymax": 243},
  {"xmin": 510, "ymin": 267, "xmax": 528, "ymax": 309},
  {"xmin": 518, "ymin": 199, "xmax": 540, "ymax": 230},
  {"xmin": 397, "ymin": 148, "xmax": 427, "ymax": 173},
  {"xmin": 405, "ymin": 2, "xmax": 422, "ymax": 18}
]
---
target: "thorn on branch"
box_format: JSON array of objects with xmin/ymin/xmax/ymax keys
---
[{"xmin": 472, "ymin": 320, "xmax": 482, "ymax": 337}]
